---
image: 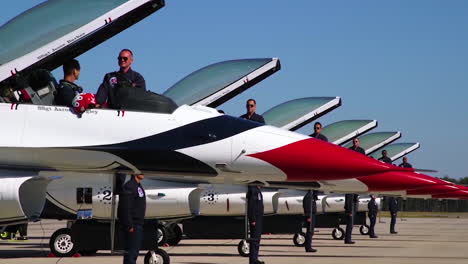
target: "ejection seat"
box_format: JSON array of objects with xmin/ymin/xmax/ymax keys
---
[
  {"xmin": 26, "ymin": 69, "xmax": 59, "ymax": 105},
  {"xmin": 14, "ymin": 69, "xmax": 58, "ymax": 105}
]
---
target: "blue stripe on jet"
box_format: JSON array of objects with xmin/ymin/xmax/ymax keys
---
[{"xmin": 81, "ymin": 115, "xmax": 264, "ymax": 175}]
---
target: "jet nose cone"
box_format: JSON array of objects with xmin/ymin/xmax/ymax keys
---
[
  {"xmin": 248, "ymin": 138, "xmax": 406, "ymax": 181},
  {"xmin": 358, "ymin": 171, "xmax": 444, "ymax": 192}
]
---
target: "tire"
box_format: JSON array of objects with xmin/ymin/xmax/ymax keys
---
[
  {"xmin": 237, "ymin": 239, "xmax": 249, "ymax": 257},
  {"xmin": 166, "ymin": 224, "xmax": 182, "ymax": 246},
  {"xmin": 360, "ymin": 224, "xmax": 369, "ymax": 235},
  {"xmin": 144, "ymin": 248, "xmax": 170, "ymax": 264},
  {"xmin": 0, "ymin": 231, "xmax": 11, "ymax": 240},
  {"xmin": 293, "ymin": 232, "xmax": 306, "ymax": 247},
  {"xmin": 157, "ymin": 224, "xmax": 167, "ymax": 246},
  {"xmin": 49, "ymin": 228, "xmax": 77, "ymax": 257},
  {"xmin": 78, "ymin": 249, "xmax": 98, "ymax": 256},
  {"xmin": 332, "ymin": 227, "xmax": 345, "ymax": 240}
]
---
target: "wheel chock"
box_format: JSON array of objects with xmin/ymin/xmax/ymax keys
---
[
  {"xmin": 47, "ymin": 252, "xmax": 56, "ymax": 258},
  {"xmin": 73, "ymin": 253, "xmax": 81, "ymax": 257}
]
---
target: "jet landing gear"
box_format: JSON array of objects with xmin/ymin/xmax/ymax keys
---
[
  {"xmin": 49, "ymin": 228, "xmax": 77, "ymax": 257},
  {"xmin": 145, "ymin": 249, "xmax": 170, "ymax": 264},
  {"xmin": 237, "ymin": 239, "xmax": 250, "ymax": 257},
  {"xmin": 332, "ymin": 227, "xmax": 345, "ymax": 240},
  {"xmin": 359, "ymin": 224, "xmax": 370, "ymax": 235},
  {"xmin": 48, "ymin": 221, "xmax": 170, "ymax": 263},
  {"xmin": 165, "ymin": 223, "xmax": 183, "ymax": 246},
  {"xmin": 293, "ymin": 232, "xmax": 306, "ymax": 247}
]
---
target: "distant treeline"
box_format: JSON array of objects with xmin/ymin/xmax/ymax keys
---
[
  {"xmin": 380, "ymin": 176, "xmax": 468, "ymax": 212},
  {"xmin": 439, "ymin": 176, "xmax": 468, "ymax": 185}
]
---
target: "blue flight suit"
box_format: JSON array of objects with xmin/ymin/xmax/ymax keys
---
[
  {"xmin": 96, "ymin": 68, "xmax": 146, "ymax": 109},
  {"xmin": 344, "ymin": 193, "xmax": 355, "ymax": 243},
  {"xmin": 247, "ymin": 186, "xmax": 264, "ymax": 264},
  {"xmin": 302, "ymin": 190, "xmax": 318, "ymax": 252},
  {"xmin": 388, "ymin": 197, "xmax": 398, "ymax": 233},
  {"xmin": 117, "ymin": 177, "xmax": 146, "ymax": 264},
  {"xmin": 368, "ymin": 197, "xmax": 378, "ymax": 238},
  {"xmin": 240, "ymin": 112, "xmax": 265, "ymax": 124},
  {"xmin": 55, "ymin": 80, "xmax": 83, "ymax": 107}
]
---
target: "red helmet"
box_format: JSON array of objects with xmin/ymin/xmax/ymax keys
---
[{"xmin": 72, "ymin": 93, "xmax": 96, "ymax": 113}]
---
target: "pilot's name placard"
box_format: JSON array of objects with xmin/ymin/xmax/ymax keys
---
[{"xmin": 37, "ymin": 106, "xmax": 97, "ymax": 115}]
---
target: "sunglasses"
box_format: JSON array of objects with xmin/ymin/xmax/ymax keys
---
[
  {"xmin": 314, "ymin": 126, "xmax": 321, "ymax": 130},
  {"xmin": 118, "ymin": 56, "xmax": 129, "ymax": 62},
  {"xmin": 247, "ymin": 104, "xmax": 255, "ymax": 108}
]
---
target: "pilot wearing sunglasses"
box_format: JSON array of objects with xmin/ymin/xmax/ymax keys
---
[
  {"xmin": 96, "ymin": 49, "xmax": 146, "ymax": 109},
  {"xmin": 240, "ymin": 99, "xmax": 265, "ymax": 124}
]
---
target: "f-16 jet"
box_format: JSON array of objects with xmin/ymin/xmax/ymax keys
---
[{"xmin": 0, "ymin": 1, "xmax": 461, "ymax": 262}]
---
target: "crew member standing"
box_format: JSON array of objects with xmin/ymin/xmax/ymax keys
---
[
  {"xmin": 378, "ymin": 150, "xmax": 392, "ymax": 164},
  {"xmin": 96, "ymin": 49, "xmax": 146, "ymax": 109},
  {"xmin": 349, "ymin": 138, "xmax": 365, "ymax": 154},
  {"xmin": 247, "ymin": 185, "xmax": 265, "ymax": 264},
  {"xmin": 311, "ymin": 122, "xmax": 328, "ymax": 142},
  {"xmin": 240, "ymin": 99, "xmax": 265, "ymax": 124},
  {"xmin": 399, "ymin": 157, "xmax": 413, "ymax": 168},
  {"xmin": 388, "ymin": 197, "xmax": 399, "ymax": 234},
  {"xmin": 118, "ymin": 174, "xmax": 146, "ymax": 264},
  {"xmin": 302, "ymin": 190, "xmax": 318, "ymax": 252},
  {"xmin": 368, "ymin": 194, "xmax": 378, "ymax": 238},
  {"xmin": 344, "ymin": 193, "xmax": 355, "ymax": 244}
]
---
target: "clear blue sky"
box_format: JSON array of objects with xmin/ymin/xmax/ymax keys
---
[{"xmin": 3, "ymin": 1, "xmax": 468, "ymax": 179}]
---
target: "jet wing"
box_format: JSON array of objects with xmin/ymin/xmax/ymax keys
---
[
  {"xmin": 321, "ymin": 120, "xmax": 378, "ymax": 145},
  {"xmin": 0, "ymin": 0, "xmax": 165, "ymax": 83},
  {"xmin": 369, "ymin": 143, "xmax": 420, "ymax": 161},
  {"xmin": 342, "ymin": 131, "xmax": 402, "ymax": 155},
  {"xmin": 163, "ymin": 58, "xmax": 281, "ymax": 107},
  {"xmin": 262, "ymin": 97, "xmax": 341, "ymax": 131}
]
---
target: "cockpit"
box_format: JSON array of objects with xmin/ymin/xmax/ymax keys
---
[
  {"xmin": 0, "ymin": 1, "xmax": 281, "ymax": 114},
  {"xmin": 0, "ymin": 56, "xmax": 280, "ymax": 114}
]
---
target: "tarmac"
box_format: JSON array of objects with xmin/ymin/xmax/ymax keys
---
[{"xmin": 1, "ymin": 217, "xmax": 468, "ymax": 264}]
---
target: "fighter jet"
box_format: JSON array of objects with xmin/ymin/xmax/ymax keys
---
[
  {"xmin": 0, "ymin": 0, "xmax": 431, "ymax": 225},
  {"xmin": 0, "ymin": 1, "xmax": 459, "ymax": 261}
]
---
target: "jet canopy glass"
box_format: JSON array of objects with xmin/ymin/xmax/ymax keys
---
[
  {"xmin": 321, "ymin": 120, "xmax": 377, "ymax": 145},
  {"xmin": 262, "ymin": 97, "xmax": 340, "ymax": 130},
  {"xmin": 0, "ymin": 0, "xmax": 127, "ymax": 66},
  {"xmin": 343, "ymin": 132, "xmax": 401, "ymax": 155},
  {"xmin": 163, "ymin": 58, "xmax": 277, "ymax": 107},
  {"xmin": 369, "ymin": 143, "xmax": 420, "ymax": 161}
]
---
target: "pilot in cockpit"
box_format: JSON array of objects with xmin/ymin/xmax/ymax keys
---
[
  {"xmin": 96, "ymin": 49, "xmax": 146, "ymax": 109},
  {"xmin": 55, "ymin": 59, "xmax": 83, "ymax": 107}
]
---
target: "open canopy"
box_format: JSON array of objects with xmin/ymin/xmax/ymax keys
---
[
  {"xmin": 262, "ymin": 97, "xmax": 341, "ymax": 130},
  {"xmin": 343, "ymin": 131, "xmax": 401, "ymax": 155},
  {"xmin": 0, "ymin": 0, "xmax": 165, "ymax": 83},
  {"xmin": 369, "ymin": 143, "xmax": 420, "ymax": 161},
  {"xmin": 163, "ymin": 58, "xmax": 280, "ymax": 107},
  {"xmin": 321, "ymin": 120, "xmax": 378, "ymax": 145}
]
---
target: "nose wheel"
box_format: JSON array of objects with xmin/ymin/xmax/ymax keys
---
[
  {"xmin": 166, "ymin": 224, "xmax": 183, "ymax": 246},
  {"xmin": 157, "ymin": 224, "xmax": 167, "ymax": 246},
  {"xmin": 293, "ymin": 232, "xmax": 306, "ymax": 247},
  {"xmin": 359, "ymin": 224, "xmax": 370, "ymax": 235},
  {"xmin": 49, "ymin": 228, "xmax": 77, "ymax": 257},
  {"xmin": 237, "ymin": 239, "xmax": 249, "ymax": 257},
  {"xmin": 332, "ymin": 227, "xmax": 345, "ymax": 240},
  {"xmin": 144, "ymin": 248, "xmax": 170, "ymax": 264}
]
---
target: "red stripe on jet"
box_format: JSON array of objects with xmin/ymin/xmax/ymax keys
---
[
  {"xmin": 358, "ymin": 171, "xmax": 447, "ymax": 192},
  {"xmin": 407, "ymin": 184, "xmax": 458, "ymax": 195},
  {"xmin": 247, "ymin": 138, "xmax": 412, "ymax": 181}
]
